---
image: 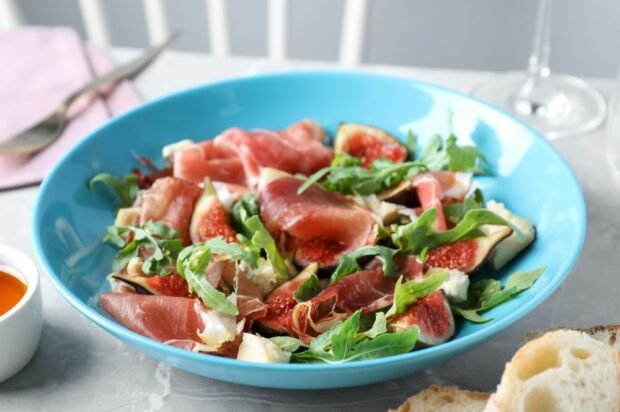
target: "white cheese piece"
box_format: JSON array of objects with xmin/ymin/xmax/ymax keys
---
[
  {"xmin": 162, "ymin": 139, "xmax": 194, "ymax": 164},
  {"xmin": 239, "ymin": 258, "xmax": 282, "ymax": 295},
  {"xmin": 114, "ymin": 207, "xmax": 141, "ymax": 227},
  {"xmin": 443, "ymin": 172, "xmax": 473, "ymax": 199},
  {"xmin": 197, "ymin": 308, "xmax": 238, "ymax": 348},
  {"xmin": 237, "ymin": 333, "xmax": 291, "ymax": 364},
  {"xmin": 441, "ymin": 269, "xmax": 470, "ymax": 303},
  {"xmin": 212, "ymin": 181, "xmax": 240, "ymax": 212},
  {"xmin": 486, "ymin": 201, "xmax": 536, "ymax": 270},
  {"xmin": 359, "ymin": 195, "xmax": 404, "ymax": 225}
]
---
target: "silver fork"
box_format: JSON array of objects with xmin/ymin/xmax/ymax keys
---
[{"xmin": 0, "ymin": 32, "xmax": 179, "ymax": 156}]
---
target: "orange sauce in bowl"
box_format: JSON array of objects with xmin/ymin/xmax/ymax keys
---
[{"xmin": 0, "ymin": 271, "xmax": 27, "ymax": 316}]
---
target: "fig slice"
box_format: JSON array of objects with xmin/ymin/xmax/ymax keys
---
[
  {"xmin": 111, "ymin": 273, "xmax": 191, "ymax": 297},
  {"xmin": 425, "ymin": 226, "xmax": 513, "ymax": 274},
  {"xmin": 389, "ymin": 290, "xmax": 455, "ymax": 346},
  {"xmin": 190, "ymin": 178, "xmax": 238, "ymax": 244},
  {"xmin": 334, "ymin": 123, "xmax": 407, "ymax": 168},
  {"xmin": 254, "ymin": 263, "xmax": 319, "ymax": 336}
]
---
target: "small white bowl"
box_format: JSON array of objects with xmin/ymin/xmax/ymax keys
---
[{"xmin": 0, "ymin": 245, "xmax": 42, "ymax": 382}]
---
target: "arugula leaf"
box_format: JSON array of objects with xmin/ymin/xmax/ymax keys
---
[
  {"xmin": 293, "ymin": 274, "xmax": 321, "ymax": 303},
  {"xmin": 243, "ymin": 216, "xmax": 290, "ymax": 280},
  {"xmin": 362, "ymin": 312, "xmax": 387, "ymax": 339},
  {"xmin": 298, "ymin": 159, "xmax": 427, "ymax": 196},
  {"xmin": 345, "ymin": 327, "xmax": 418, "ymax": 361},
  {"xmin": 204, "ymin": 236, "xmax": 257, "ymax": 267},
  {"xmin": 452, "ymin": 267, "xmax": 546, "ymax": 323},
  {"xmin": 330, "ymin": 246, "xmax": 399, "ymax": 283},
  {"xmin": 103, "ymin": 222, "xmax": 182, "ymax": 275},
  {"xmin": 392, "ymin": 208, "xmax": 521, "ymax": 256},
  {"xmin": 386, "ymin": 272, "xmax": 448, "ymax": 317},
  {"xmin": 391, "ymin": 208, "xmax": 437, "ymax": 254},
  {"xmin": 444, "ymin": 189, "xmax": 484, "ymax": 225},
  {"xmin": 269, "ymin": 336, "xmax": 306, "ymax": 353},
  {"xmin": 230, "ymin": 195, "xmax": 260, "ymax": 237},
  {"xmin": 419, "ymin": 134, "xmax": 449, "ymax": 171},
  {"xmin": 292, "ymin": 310, "xmax": 418, "ymax": 363},
  {"xmin": 405, "ymin": 130, "xmax": 417, "ymax": 157},
  {"xmin": 505, "ymin": 267, "xmax": 546, "ymax": 292},
  {"xmin": 89, "ymin": 173, "xmax": 139, "ymax": 208},
  {"xmin": 176, "ymin": 242, "xmax": 239, "ymax": 315},
  {"xmin": 445, "ymin": 135, "xmax": 488, "ymax": 173}
]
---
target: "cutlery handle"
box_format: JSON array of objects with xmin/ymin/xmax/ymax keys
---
[{"xmin": 65, "ymin": 31, "xmax": 179, "ymax": 106}]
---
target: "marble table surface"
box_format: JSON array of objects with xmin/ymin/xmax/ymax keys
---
[{"xmin": 1, "ymin": 50, "xmax": 618, "ymax": 412}]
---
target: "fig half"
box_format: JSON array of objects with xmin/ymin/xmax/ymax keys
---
[
  {"xmin": 425, "ymin": 226, "xmax": 512, "ymax": 274},
  {"xmin": 254, "ymin": 263, "xmax": 319, "ymax": 336},
  {"xmin": 190, "ymin": 178, "xmax": 238, "ymax": 244},
  {"xmin": 111, "ymin": 273, "xmax": 191, "ymax": 297},
  {"xmin": 389, "ymin": 290, "xmax": 455, "ymax": 346},
  {"xmin": 334, "ymin": 123, "xmax": 407, "ymax": 168}
]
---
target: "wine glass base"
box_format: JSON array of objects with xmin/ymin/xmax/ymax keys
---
[{"xmin": 472, "ymin": 72, "xmax": 607, "ymax": 139}]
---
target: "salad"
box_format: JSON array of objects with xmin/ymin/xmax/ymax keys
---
[{"xmin": 90, "ymin": 119, "xmax": 540, "ymax": 364}]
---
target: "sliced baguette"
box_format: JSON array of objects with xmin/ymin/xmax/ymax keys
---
[
  {"xmin": 390, "ymin": 385, "xmax": 490, "ymax": 412},
  {"xmin": 494, "ymin": 330, "xmax": 620, "ymax": 412}
]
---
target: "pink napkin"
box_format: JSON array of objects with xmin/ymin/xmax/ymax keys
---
[{"xmin": 0, "ymin": 27, "xmax": 141, "ymax": 190}]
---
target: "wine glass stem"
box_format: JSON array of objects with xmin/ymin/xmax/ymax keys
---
[{"xmin": 527, "ymin": 0, "xmax": 553, "ymax": 79}]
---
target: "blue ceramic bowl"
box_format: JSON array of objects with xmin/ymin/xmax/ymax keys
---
[{"xmin": 33, "ymin": 71, "xmax": 586, "ymax": 389}]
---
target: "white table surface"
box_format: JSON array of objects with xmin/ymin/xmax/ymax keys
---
[{"xmin": 1, "ymin": 49, "xmax": 618, "ymax": 412}]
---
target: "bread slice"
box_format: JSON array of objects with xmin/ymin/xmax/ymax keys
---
[
  {"xmin": 525, "ymin": 325, "xmax": 620, "ymax": 352},
  {"xmin": 390, "ymin": 385, "xmax": 490, "ymax": 412},
  {"xmin": 494, "ymin": 330, "xmax": 620, "ymax": 412}
]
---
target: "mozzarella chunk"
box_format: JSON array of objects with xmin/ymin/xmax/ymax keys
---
[
  {"xmin": 237, "ymin": 333, "xmax": 291, "ymax": 364},
  {"xmin": 162, "ymin": 139, "xmax": 194, "ymax": 164},
  {"xmin": 240, "ymin": 258, "xmax": 282, "ymax": 295},
  {"xmin": 197, "ymin": 308, "xmax": 237, "ymax": 347},
  {"xmin": 441, "ymin": 270, "xmax": 470, "ymax": 303},
  {"xmin": 443, "ymin": 172, "xmax": 473, "ymax": 199},
  {"xmin": 486, "ymin": 201, "xmax": 536, "ymax": 270},
  {"xmin": 358, "ymin": 195, "xmax": 405, "ymax": 225}
]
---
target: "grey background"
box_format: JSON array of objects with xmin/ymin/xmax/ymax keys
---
[{"xmin": 15, "ymin": 0, "xmax": 620, "ymax": 78}]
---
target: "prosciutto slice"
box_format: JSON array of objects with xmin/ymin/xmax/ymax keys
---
[
  {"xmin": 291, "ymin": 269, "xmax": 396, "ymax": 343},
  {"xmin": 101, "ymin": 293, "xmax": 242, "ymax": 356},
  {"xmin": 259, "ymin": 177, "xmax": 379, "ymax": 267},
  {"xmin": 173, "ymin": 120, "xmax": 333, "ymax": 188},
  {"xmin": 101, "ymin": 293, "xmax": 205, "ymax": 345},
  {"xmin": 139, "ymin": 177, "xmax": 201, "ymax": 245},
  {"xmin": 413, "ymin": 173, "xmax": 448, "ymax": 232}
]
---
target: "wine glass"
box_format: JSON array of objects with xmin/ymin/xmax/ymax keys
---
[{"xmin": 472, "ymin": 0, "xmax": 606, "ymax": 140}]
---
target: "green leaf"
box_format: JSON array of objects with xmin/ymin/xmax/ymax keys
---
[
  {"xmin": 452, "ymin": 267, "xmax": 546, "ymax": 323},
  {"xmin": 331, "ymin": 311, "xmax": 361, "ymax": 360},
  {"xmin": 505, "ymin": 267, "xmax": 546, "ymax": 293},
  {"xmin": 299, "ymin": 158, "xmax": 428, "ymax": 196},
  {"xmin": 269, "ymin": 336, "xmax": 306, "ymax": 353},
  {"xmin": 391, "ymin": 208, "xmax": 437, "ymax": 254},
  {"xmin": 176, "ymin": 244, "xmax": 239, "ymax": 316},
  {"xmin": 345, "ymin": 326, "xmax": 418, "ymax": 361},
  {"xmin": 445, "ymin": 135, "xmax": 487, "ymax": 173},
  {"xmin": 405, "ymin": 130, "xmax": 417, "ymax": 157},
  {"xmin": 293, "ymin": 273, "xmax": 322, "ymax": 303},
  {"xmin": 452, "ymin": 307, "xmax": 492, "ymax": 323},
  {"xmin": 330, "ymin": 246, "xmax": 399, "ymax": 283},
  {"xmin": 297, "ymin": 167, "xmax": 332, "ymax": 195},
  {"xmin": 362, "ymin": 312, "xmax": 387, "ymax": 339},
  {"xmin": 244, "ymin": 216, "xmax": 290, "ymax": 280},
  {"xmin": 230, "ymin": 195, "xmax": 260, "ymax": 237},
  {"xmin": 103, "ymin": 222, "xmax": 182, "ymax": 276},
  {"xmin": 205, "ymin": 237, "xmax": 257, "ymax": 268},
  {"xmin": 444, "ymin": 189, "xmax": 484, "ymax": 225},
  {"xmin": 386, "ymin": 272, "xmax": 448, "ymax": 318},
  {"xmin": 392, "ymin": 208, "xmax": 521, "ymax": 256},
  {"xmin": 89, "ymin": 173, "xmax": 139, "ymax": 208}
]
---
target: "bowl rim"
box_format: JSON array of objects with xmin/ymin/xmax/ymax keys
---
[
  {"xmin": 0, "ymin": 245, "xmax": 40, "ymax": 323},
  {"xmin": 32, "ymin": 70, "xmax": 587, "ymax": 372}
]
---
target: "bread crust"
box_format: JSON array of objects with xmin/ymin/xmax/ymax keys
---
[{"xmin": 390, "ymin": 385, "xmax": 490, "ymax": 412}]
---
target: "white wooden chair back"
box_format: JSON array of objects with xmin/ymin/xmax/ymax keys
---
[{"xmin": 0, "ymin": 0, "xmax": 368, "ymax": 65}]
